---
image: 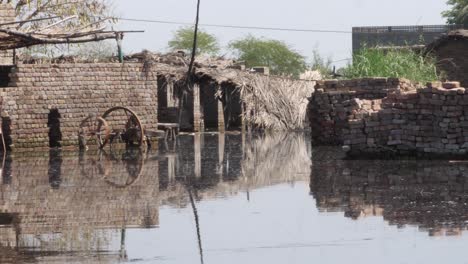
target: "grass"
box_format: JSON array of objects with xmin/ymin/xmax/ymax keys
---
[{"xmin": 341, "ymin": 47, "xmax": 443, "ymax": 83}]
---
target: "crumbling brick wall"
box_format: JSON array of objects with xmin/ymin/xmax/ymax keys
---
[
  {"xmin": 343, "ymin": 82, "xmax": 468, "ymax": 157},
  {"xmin": 0, "ymin": 4, "xmax": 15, "ymax": 66},
  {"xmin": 309, "ymin": 78, "xmax": 414, "ymax": 145},
  {"xmin": 310, "ymin": 78, "xmax": 468, "ymax": 157},
  {"xmin": 0, "ymin": 62, "xmax": 158, "ymax": 150}
]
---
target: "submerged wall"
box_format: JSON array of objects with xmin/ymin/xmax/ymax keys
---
[
  {"xmin": 310, "ymin": 78, "xmax": 468, "ymax": 157},
  {"xmin": 0, "ymin": 63, "xmax": 158, "ymax": 150}
]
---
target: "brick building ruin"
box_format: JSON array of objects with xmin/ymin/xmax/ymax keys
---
[
  {"xmin": 428, "ymin": 30, "xmax": 468, "ymax": 88},
  {"xmin": 0, "ymin": 3, "xmax": 314, "ymax": 151},
  {"xmin": 309, "ymin": 78, "xmax": 468, "ymax": 157}
]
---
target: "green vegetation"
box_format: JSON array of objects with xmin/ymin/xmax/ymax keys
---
[
  {"xmin": 168, "ymin": 27, "xmax": 220, "ymax": 56},
  {"xmin": 229, "ymin": 35, "xmax": 307, "ymax": 78},
  {"xmin": 340, "ymin": 48, "xmax": 442, "ymax": 83},
  {"xmin": 442, "ymin": 0, "xmax": 468, "ymax": 27},
  {"xmin": 309, "ymin": 50, "xmax": 333, "ymax": 78}
]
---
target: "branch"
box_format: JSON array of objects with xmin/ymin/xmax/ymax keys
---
[
  {"xmin": 0, "ymin": 28, "xmax": 118, "ymax": 50},
  {"xmin": 16, "ymin": 0, "xmax": 53, "ymax": 29},
  {"xmin": 32, "ymin": 15, "xmax": 78, "ymax": 33}
]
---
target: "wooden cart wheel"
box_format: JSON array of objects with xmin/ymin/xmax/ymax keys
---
[
  {"xmin": 79, "ymin": 115, "xmax": 110, "ymax": 149},
  {"xmin": 103, "ymin": 148, "xmax": 144, "ymax": 188},
  {"xmin": 100, "ymin": 106, "xmax": 145, "ymax": 147},
  {"xmin": 96, "ymin": 117, "xmax": 111, "ymax": 149}
]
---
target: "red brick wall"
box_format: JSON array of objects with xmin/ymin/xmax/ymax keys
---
[
  {"xmin": 0, "ymin": 63, "xmax": 158, "ymax": 150},
  {"xmin": 0, "ymin": 4, "xmax": 15, "ymax": 66}
]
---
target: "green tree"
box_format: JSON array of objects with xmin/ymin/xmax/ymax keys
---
[
  {"xmin": 229, "ymin": 35, "xmax": 307, "ymax": 78},
  {"xmin": 442, "ymin": 0, "xmax": 468, "ymax": 27},
  {"xmin": 168, "ymin": 27, "xmax": 219, "ymax": 56}
]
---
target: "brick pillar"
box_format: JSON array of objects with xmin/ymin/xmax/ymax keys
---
[
  {"xmin": 0, "ymin": 4, "xmax": 15, "ymax": 66},
  {"xmin": 192, "ymin": 84, "xmax": 204, "ymax": 132}
]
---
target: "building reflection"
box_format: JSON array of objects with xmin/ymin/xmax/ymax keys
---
[
  {"xmin": 0, "ymin": 132, "xmax": 312, "ymax": 263},
  {"xmin": 310, "ymin": 147, "xmax": 468, "ymax": 237},
  {"xmin": 4, "ymin": 133, "xmax": 468, "ymax": 261},
  {"xmin": 157, "ymin": 132, "xmax": 311, "ymax": 207},
  {"xmin": 0, "ymin": 148, "xmax": 159, "ymax": 263}
]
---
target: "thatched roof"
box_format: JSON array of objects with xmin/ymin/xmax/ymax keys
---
[{"xmin": 16, "ymin": 50, "xmax": 316, "ymax": 130}]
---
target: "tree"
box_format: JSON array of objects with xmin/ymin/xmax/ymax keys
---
[
  {"xmin": 229, "ymin": 35, "xmax": 307, "ymax": 78},
  {"xmin": 168, "ymin": 27, "xmax": 219, "ymax": 56},
  {"xmin": 0, "ymin": 0, "xmax": 112, "ymax": 30},
  {"xmin": 442, "ymin": 0, "xmax": 468, "ymax": 27}
]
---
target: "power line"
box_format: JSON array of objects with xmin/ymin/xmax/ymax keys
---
[
  {"xmin": 113, "ymin": 17, "xmax": 352, "ymax": 34},
  {"xmin": 331, "ymin": 58, "xmax": 352, "ymax": 63}
]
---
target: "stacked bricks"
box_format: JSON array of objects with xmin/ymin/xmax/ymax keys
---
[
  {"xmin": 310, "ymin": 78, "xmax": 468, "ymax": 157},
  {"xmin": 1, "ymin": 62, "xmax": 158, "ymax": 150},
  {"xmin": 0, "ymin": 4, "xmax": 15, "ymax": 66},
  {"xmin": 344, "ymin": 81, "xmax": 468, "ymax": 156},
  {"xmin": 309, "ymin": 78, "xmax": 412, "ymax": 145}
]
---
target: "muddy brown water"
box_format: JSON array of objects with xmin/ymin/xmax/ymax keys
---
[{"xmin": 0, "ymin": 132, "xmax": 468, "ymax": 263}]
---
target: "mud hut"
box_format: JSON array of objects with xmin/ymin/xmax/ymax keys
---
[{"xmin": 427, "ymin": 30, "xmax": 468, "ymax": 87}]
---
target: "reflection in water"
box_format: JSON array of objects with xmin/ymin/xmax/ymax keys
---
[
  {"xmin": 0, "ymin": 148, "xmax": 159, "ymax": 263},
  {"xmin": 48, "ymin": 149, "xmax": 62, "ymax": 189},
  {"xmin": 0, "ymin": 133, "xmax": 311, "ymax": 263},
  {"xmin": 158, "ymin": 133, "xmax": 311, "ymax": 207},
  {"xmin": 6, "ymin": 133, "xmax": 468, "ymax": 262},
  {"xmin": 310, "ymin": 147, "xmax": 468, "ymax": 237}
]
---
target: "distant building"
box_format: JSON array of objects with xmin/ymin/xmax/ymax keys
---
[
  {"xmin": 352, "ymin": 25, "xmax": 463, "ymax": 52},
  {"xmin": 427, "ymin": 30, "xmax": 468, "ymax": 87}
]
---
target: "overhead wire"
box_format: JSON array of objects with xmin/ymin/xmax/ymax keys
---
[{"xmin": 112, "ymin": 17, "xmax": 352, "ymax": 34}]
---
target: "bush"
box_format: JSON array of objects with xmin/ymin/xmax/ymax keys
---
[{"xmin": 341, "ymin": 47, "xmax": 443, "ymax": 83}]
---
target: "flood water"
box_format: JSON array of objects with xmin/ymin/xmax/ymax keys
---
[{"xmin": 1, "ymin": 132, "xmax": 468, "ymax": 263}]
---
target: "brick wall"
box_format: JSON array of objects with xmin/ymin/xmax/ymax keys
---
[
  {"xmin": 0, "ymin": 62, "xmax": 158, "ymax": 150},
  {"xmin": 310, "ymin": 78, "xmax": 468, "ymax": 157},
  {"xmin": 0, "ymin": 4, "xmax": 15, "ymax": 66},
  {"xmin": 309, "ymin": 78, "xmax": 414, "ymax": 145}
]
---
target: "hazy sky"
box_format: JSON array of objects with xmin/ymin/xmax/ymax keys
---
[{"xmin": 114, "ymin": 0, "xmax": 448, "ymax": 66}]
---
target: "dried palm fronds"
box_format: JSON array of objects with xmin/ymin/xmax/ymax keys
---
[
  {"xmin": 241, "ymin": 132, "xmax": 311, "ymax": 185},
  {"xmin": 239, "ymin": 75, "xmax": 315, "ymax": 130}
]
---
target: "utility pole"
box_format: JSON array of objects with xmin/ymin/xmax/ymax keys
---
[{"xmin": 187, "ymin": 0, "xmax": 201, "ymax": 80}]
